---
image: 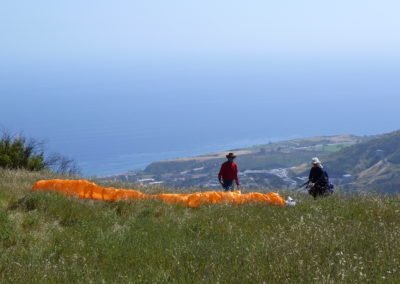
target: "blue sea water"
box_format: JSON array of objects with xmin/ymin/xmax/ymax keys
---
[{"xmin": 1, "ymin": 56, "xmax": 399, "ymax": 176}]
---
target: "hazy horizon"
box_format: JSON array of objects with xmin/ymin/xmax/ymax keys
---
[{"xmin": 1, "ymin": 1, "xmax": 399, "ymax": 175}]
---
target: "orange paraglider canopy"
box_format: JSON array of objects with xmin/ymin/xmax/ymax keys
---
[{"xmin": 32, "ymin": 179, "xmax": 286, "ymax": 208}]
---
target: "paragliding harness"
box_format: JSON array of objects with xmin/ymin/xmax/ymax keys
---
[{"xmin": 301, "ymin": 170, "xmax": 334, "ymax": 199}]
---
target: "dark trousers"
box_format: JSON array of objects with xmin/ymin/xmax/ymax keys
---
[{"xmin": 222, "ymin": 180, "xmax": 234, "ymax": 192}]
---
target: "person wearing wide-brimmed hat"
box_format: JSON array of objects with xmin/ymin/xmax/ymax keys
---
[
  {"xmin": 218, "ymin": 153, "xmax": 240, "ymax": 192},
  {"xmin": 307, "ymin": 157, "xmax": 330, "ymax": 198}
]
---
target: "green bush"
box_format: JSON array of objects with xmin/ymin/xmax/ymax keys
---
[
  {"xmin": 0, "ymin": 133, "xmax": 45, "ymax": 171},
  {"xmin": 0, "ymin": 132, "xmax": 79, "ymax": 175}
]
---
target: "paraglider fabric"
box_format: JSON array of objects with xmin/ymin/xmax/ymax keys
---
[{"xmin": 32, "ymin": 179, "xmax": 286, "ymax": 208}]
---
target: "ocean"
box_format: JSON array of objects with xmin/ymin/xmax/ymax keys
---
[{"xmin": 1, "ymin": 56, "xmax": 399, "ymax": 176}]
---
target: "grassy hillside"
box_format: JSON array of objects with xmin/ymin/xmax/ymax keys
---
[
  {"xmin": 1, "ymin": 169, "xmax": 400, "ymax": 283},
  {"xmin": 325, "ymin": 130, "xmax": 400, "ymax": 175},
  {"xmin": 322, "ymin": 130, "xmax": 400, "ymax": 192}
]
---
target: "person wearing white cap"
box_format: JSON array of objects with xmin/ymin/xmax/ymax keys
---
[
  {"xmin": 308, "ymin": 157, "xmax": 330, "ymax": 199},
  {"xmin": 311, "ymin": 157, "xmax": 323, "ymax": 168}
]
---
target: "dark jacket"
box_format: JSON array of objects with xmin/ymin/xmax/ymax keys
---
[{"xmin": 309, "ymin": 166, "xmax": 328, "ymax": 185}]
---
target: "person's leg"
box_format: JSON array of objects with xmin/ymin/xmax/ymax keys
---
[
  {"xmin": 308, "ymin": 187, "xmax": 315, "ymax": 198},
  {"xmin": 315, "ymin": 187, "xmax": 322, "ymax": 199},
  {"xmin": 309, "ymin": 186, "xmax": 318, "ymax": 199},
  {"xmin": 222, "ymin": 180, "xmax": 229, "ymax": 191},
  {"xmin": 223, "ymin": 180, "xmax": 234, "ymax": 192}
]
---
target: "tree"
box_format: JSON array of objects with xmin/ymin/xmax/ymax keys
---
[{"xmin": 45, "ymin": 153, "xmax": 80, "ymax": 175}]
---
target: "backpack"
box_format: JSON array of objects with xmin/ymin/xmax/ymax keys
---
[
  {"xmin": 322, "ymin": 170, "xmax": 335, "ymax": 193},
  {"xmin": 322, "ymin": 170, "xmax": 329, "ymax": 183}
]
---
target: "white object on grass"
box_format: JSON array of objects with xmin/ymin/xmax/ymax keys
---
[{"xmin": 286, "ymin": 196, "xmax": 297, "ymax": 207}]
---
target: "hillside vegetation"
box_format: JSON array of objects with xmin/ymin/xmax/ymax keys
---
[
  {"xmin": 1, "ymin": 169, "xmax": 400, "ymax": 283},
  {"xmin": 0, "ymin": 132, "xmax": 79, "ymax": 175},
  {"xmin": 325, "ymin": 131, "xmax": 400, "ymax": 174},
  {"xmin": 323, "ymin": 130, "xmax": 400, "ymax": 192},
  {"xmin": 0, "ymin": 133, "xmax": 45, "ymax": 171}
]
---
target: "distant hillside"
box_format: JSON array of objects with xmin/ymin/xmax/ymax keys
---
[
  {"xmin": 325, "ymin": 130, "xmax": 400, "ymax": 174},
  {"xmin": 102, "ymin": 130, "xmax": 400, "ymax": 192},
  {"xmin": 102, "ymin": 135, "xmax": 366, "ymax": 190},
  {"xmin": 144, "ymin": 135, "xmax": 361, "ymax": 175},
  {"xmin": 102, "ymin": 131, "xmax": 400, "ymax": 192},
  {"xmin": 323, "ymin": 130, "xmax": 400, "ymax": 192}
]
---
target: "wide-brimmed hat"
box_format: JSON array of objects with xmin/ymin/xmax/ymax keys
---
[
  {"xmin": 226, "ymin": 153, "xmax": 236, "ymax": 159},
  {"xmin": 312, "ymin": 157, "xmax": 321, "ymax": 165}
]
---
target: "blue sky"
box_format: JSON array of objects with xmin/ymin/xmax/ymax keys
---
[
  {"xmin": 1, "ymin": 1, "xmax": 400, "ymax": 174},
  {"xmin": 1, "ymin": 0, "xmax": 400, "ymax": 61}
]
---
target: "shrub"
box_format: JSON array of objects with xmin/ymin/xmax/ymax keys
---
[
  {"xmin": 0, "ymin": 131, "xmax": 80, "ymax": 175},
  {"xmin": 0, "ymin": 133, "xmax": 45, "ymax": 171}
]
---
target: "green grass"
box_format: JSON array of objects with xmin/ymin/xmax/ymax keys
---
[
  {"xmin": 0, "ymin": 169, "xmax": 399, "ymax": 283},
  {"xmin": 310, "ymin": 143, "xmax": 353, "ymax": 152}
]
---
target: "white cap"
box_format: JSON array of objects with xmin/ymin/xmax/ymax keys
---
[
  {"xmin": 311, "ymin": 157, "xmax": 323, "ymax": 168},
  {"xmin": 312, "ymin": 157, "xmax": 321, "ymax": 165}
]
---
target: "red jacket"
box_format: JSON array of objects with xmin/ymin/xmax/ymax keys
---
[{"xmin": 218, "ymin": 161, "xmax": 239, "ymax": 185}]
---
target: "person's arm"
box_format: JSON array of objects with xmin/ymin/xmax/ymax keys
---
[
  {"xmin": 308, "ymin": 168, "xmax": 315, "ymax": 187},
  {"xmin": 234, "ymin": 164, "xmax": 240, "ymax": 186},
  {"xmin": 218, "ymin": 164, "xmax": 224, "ymax": 184}
]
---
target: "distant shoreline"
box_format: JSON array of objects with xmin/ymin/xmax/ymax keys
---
[
  {"xmin": 97, "ymin": 133, "xmax": 358, "ymax": 178},
  {"xmin": 85, "ymin": 136, "xmax": 295, "ymax": 177}
]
